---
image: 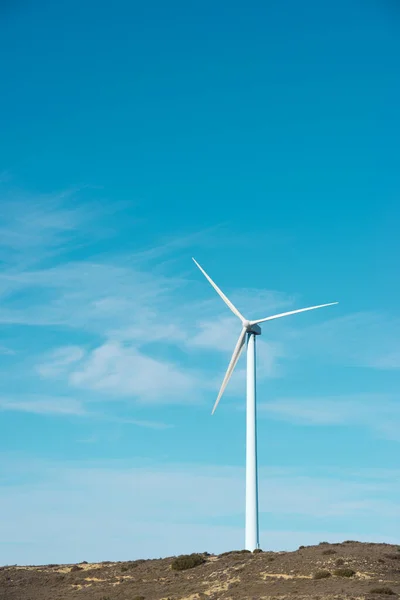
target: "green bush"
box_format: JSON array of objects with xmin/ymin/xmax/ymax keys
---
[
  {"xmin": 171, "ymin": 554, "xmax": 205, "ymax": 571},
  {"xmin": 322, "ymin": 549, "xmax": 337, "ymax": 555},
  {"xmin": 313, "ymin": 570, "xmax": 331, "ymax": 579},
  {"xmin": 219, "ymin": 549, "xmax": 251, "ymax": 558},
  {"xmin": 370, "ymin": 587, "xmax": 395, "ymax": 595},
  {"xmin": 343, "ymin": 540, "xmax": 357, "ymax": 544},
  {"xmin": 333, "ymin": 568, "xmax": 356, "ymax": 577}
]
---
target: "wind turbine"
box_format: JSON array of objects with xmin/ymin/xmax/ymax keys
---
[{"xmin": 192, "ymin": 258, "xmax": 338, "ymax": 552}]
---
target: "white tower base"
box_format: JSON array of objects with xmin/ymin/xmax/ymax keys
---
[{"xmin": 245, "ymin": 327, "xmax": 260, "ymax": 551}]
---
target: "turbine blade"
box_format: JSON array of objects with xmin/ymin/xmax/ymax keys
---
[
  {"xmin": 192, "ymin": 258, "xmax": 245, "ymax": 322},
  {"xmin": 250, "ymin": 302, "xmax": 338, "ymax": 325},
  {"xmin": 212, "ymin": 327, "xmax": 247, "ymax": 415}
]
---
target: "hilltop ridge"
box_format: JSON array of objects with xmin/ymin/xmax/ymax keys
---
[{"xmin": 1, "ymin": 541, "xmax": 400, "ymax": 600}]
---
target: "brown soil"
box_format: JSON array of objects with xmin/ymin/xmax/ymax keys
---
[{"xmin": 1, "ymin": 542, "xmax": 400, "ymax": 600}]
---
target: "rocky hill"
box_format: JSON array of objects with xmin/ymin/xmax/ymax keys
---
[{"xmin": 1, "ymin": 541, "xmax": 400, "ymax": 600}]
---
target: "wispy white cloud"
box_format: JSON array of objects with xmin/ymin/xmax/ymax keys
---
[
  {"xmin": 36, "ymin": 346, "xmax": 85, "ymax": 378},
  {"xmin": 259, "ymin": 394, "xmax": 400, "ymax": 440},
  {"xmin": 256, "ymin": 339, "xmax": 286, "ymax": 378},
  {"xmin": 0, "ymin": 261, "xmax": 176, "ymax": 329},
  {"xmin": 372, "ymin": 351, "xmax": 400, "ymax": 370},
  {"xmin": 0, "ymin": 183, "xmax": 137, "ymax": 264},
  {"xmin": 130, "ymin": 226, "xmax": 222, "ymax": 264},
  {"xmin": 228, "ymin": 288, "xmax": 296, "ymax": 322},
  {"xmin": 32, "ymin": 284, "xmax": 291, "ymax": 405},
  {"xmin": 290, "ymin": 311, "xmax": 400, "ymax": 371},
  {"xmin": 2, "ymin": 184, "xmax": 398, "ymax": 432},
  {"xmin": 0, "ymin": 458, "xmax": 398, "ymax": 563},
  {"xmin": 113, "ymin": 321, "xmax": 187, "ymax": 345},
  {"xmin": 68, "ymin": 341, "xmax": 203, "ymax": 403},
  {"xmin": 190, "ymin": 316, "xmax": 241, "ymax": 353},
  {"xmin": 0, "ymin": 188, "xmax": 105, "ymax": 278},
  {"xmin": 0, "ymin": 394, "xmax": 171, "ymax": 429},
  {"xmin": 0, "ymin": 396, "xmax": 85, "ymax": 416},
  {"xmin": 110, "ymin": 417, "xmax": 172, "ymax": 430},
  {"xmin": 0, "ymin": 345, "xmax": 15, "ymax": 355}
]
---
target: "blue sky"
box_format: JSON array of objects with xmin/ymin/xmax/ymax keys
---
[{"xmin": 1, "ymin": 0, "xmax": 400, "ymax": 565}]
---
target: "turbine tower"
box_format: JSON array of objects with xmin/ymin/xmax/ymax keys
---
[{"xmin": 192, "ymin": 258, "xmax": 338, "ymax": 551}]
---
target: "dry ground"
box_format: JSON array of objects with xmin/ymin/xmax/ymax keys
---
[{"xmin": 1, "ymin": 541, "xmax": 400, "ymax": 600}]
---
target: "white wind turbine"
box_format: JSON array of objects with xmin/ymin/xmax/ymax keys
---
[{"xmin": 192, "ymin": 258, "xmax": 338, "ymax": 551}]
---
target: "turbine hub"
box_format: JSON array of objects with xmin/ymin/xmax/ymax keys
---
[{"xmin": 243, "ymin": 321, "xmax": 261, "ymax": 335}]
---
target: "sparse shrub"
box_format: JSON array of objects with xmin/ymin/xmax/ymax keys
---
[
  {"xmin": 385, "ymin": 553, "xmax": 400, "ymax": 560},
  {"xmin": 70, "ymin": 565, "xmax": 82, "ymax": 572},
  {"xmin": 203, "ymin": 552, "xmax": 210, "ymax": 556},
  {"xmin": 124, "ymin": 561, "xmax": 139, "ymax": 569},
  {"xmin": 370, "ymin": 587, "xmax": 395, "ymax": 595},
  {"xmin": 219, "ymin": 549, "xmax": 251, "ymax": 558},
  {"xmin": 322, "ymin": 549, "xmax": 337, "ymax": 556},
  {"xmin": 334, "ymin": 568, "xmax": 356, "ymax": 577},
  {"xmin": 319, "ymin": 541, "xmax": 329, "ymax": 545},
  {"xmin": 343, "ymin": 540, "xmax": 357, "ymax": 544},
  {"xmin": 171, "ymin": 553, "xmax": 205, "ymax": 571},
  {"xmin": 228, "ymin": 580, "xmax": 240, "ymax": 588},
  {"xmin": 335, "ymin": 558, "xmax": 345, "ymax": 566},
  {"xmin": 314, "ymin": 570, "xmax": 331, "ymax": 579},
  {"xmin": 133, "ymin": 596, "xmax": 145, "ymax": 600},
  {"xmin": 299, "ymin": 545, "xmax": 306, "ymax": 550},
  {"xmin": 267, "ymin": 556, "xmax": 275, "ymax": 562},
  {"xmin": 253, "ymin": 548, "xmax": 263, "ymax": 554},
  {"xmin": 378, "ymin": 558, "xmax": 385, "ymax": 563},
  {"xmin": 81, "ymin": 560, "xmax": 88, "ymax": 564}
]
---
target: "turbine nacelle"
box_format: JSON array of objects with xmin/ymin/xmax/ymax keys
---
[{"xmin": 243, "ymin": 320, "xmax": 261, "ymax": 335}]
